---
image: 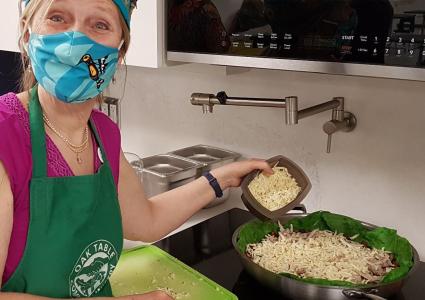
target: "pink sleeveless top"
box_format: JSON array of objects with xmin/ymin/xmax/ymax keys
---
[{"xmin": 0, "ymin": 93, "xmax": 121, "ymax": 285}]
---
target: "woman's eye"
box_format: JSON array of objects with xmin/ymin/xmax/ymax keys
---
[
  {"xmin": 95, "ymin": 22, "xmax": 109, "ymax": 30},
  {"xmin": 49, "ymin": 15, "xmax": 64, "ymax": 23}
]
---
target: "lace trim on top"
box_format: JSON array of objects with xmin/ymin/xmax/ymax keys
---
[{"xmin": 2, "ymin": 93, "xmax": 99, "ymax": 177}]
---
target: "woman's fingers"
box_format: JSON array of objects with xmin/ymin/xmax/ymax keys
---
[
  {"xmin": 128, "ymin": 290, "xmax": 175, "ymax": 300},
  {"xmin": 248, "ymin": 159, "xmax": 274, "ymax": 176},
  {"xmin": 211, "ymin": 158, "xmax": 276, "ymax": 189}
]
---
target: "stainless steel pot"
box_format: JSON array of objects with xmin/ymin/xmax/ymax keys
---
[{"xmin": 232, "ymin": 212, "xmax": 420, "ymax": 300}]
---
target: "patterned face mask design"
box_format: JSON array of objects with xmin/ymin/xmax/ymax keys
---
[{"xmin": 28, "ymin": 31, "xmax": 119, "ymax": 103}]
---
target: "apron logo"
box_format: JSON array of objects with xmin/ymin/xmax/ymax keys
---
[{"xmin": 69, "ymin": 240, "xmax": 118, "ymax": 297}]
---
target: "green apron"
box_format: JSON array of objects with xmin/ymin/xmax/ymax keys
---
[{"xmin": 1, "ymin": 87, "xmax": 123, "ymax": 298}]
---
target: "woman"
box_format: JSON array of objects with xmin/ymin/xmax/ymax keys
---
[{"xmin": 0, "ymin": 0, "xmax": 273, "ymax": 299}]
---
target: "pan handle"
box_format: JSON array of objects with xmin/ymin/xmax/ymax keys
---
[
  {"xmin": 290, "ymin": 204, "xmax": 307, "ymax": 214},
  {"xmin": 342, "ymin": 289, "xmax": 387, "ymax": 300}
]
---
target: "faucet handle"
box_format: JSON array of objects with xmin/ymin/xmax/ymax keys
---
[
  {"xmin": 323, "ymin": 112, "xmax": 357, "ymax": 153},
  {"xmin": 202, "ymin": 104, "xmax": 213, "ymax": 114},
  {"xmin": 323, "ymin": 120, "xmax": 346, "ymax": 153},
  {"xmin": 323, "ymin": 120, "xmax": 347, "ymax": 135},
  {"xmin": 326, "ymin": 134, "xmax": 332, "ymax": 153}
]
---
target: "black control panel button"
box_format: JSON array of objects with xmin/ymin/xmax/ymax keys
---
[
  {"xmin": 244, "ymin": 42, "xmax": 253, "ymax": 48},
  {"xmin": 373, "ymin": 36, "xmax": 380, "ymax": 44},
  {"xmin": 385, "ymin": 48, "xmax": 390, "ymax": 56},
  {"xmin": 270, "ymin": 43, "xmax": 278, "ymax": 50},
  {"xmin": 284, "ymin": 33, "xmax": 293, "ymax": 41}
]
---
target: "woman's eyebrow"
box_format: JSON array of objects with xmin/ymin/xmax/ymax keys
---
[
  {"xmin": 92, "ymin": 4, "xmax": 119, "ymax": 19},
  {"xmin": 45, "ymin": 0, "xmax": 68, "ymax": 13},
  {"xmin": 46, "ymin": 1, "xmax": 118, "ymax": 18}
]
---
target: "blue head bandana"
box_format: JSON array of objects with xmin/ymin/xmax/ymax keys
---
[
  {"xmin": 24, "ymin": 0, "xmax": 137, "ymax": 28},
  {"xmin": 28, "ymin": 31, "xmax": 119, "ymax": 103},
  {"xmin": 113, "ymin": 0, "xmax": 137, "ymax": 28}
]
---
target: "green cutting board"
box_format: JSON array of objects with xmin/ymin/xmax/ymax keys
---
[{"xmin": 110, "ymin": 245, "xmax": 238, "ymax": 300}]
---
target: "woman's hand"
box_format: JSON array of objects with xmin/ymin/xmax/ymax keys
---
[
  {"xmin": 120, "ymin": 291, "xmax": 174, "ymax": 300},
  {"xmin": 211, "ymin": 159, "xmax": 274, "ymax": 190}
]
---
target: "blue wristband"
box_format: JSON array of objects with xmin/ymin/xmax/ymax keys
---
[{"xmin": 203, "ymin": 172, "xmax": 224, "ymax": 198}]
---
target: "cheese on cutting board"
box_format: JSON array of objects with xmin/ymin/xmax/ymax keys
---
[{"xmin": 110, "ymin": 245, "xmax": 236, "ymax": 300}]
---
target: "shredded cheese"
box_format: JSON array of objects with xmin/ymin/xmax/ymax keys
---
[
  {"xmin": 248, "ymin": 166, "xmax": 301, "ymax": 211},
  {"xmin": 157, "ymin": 287, "xmax": 190, "ymax": 299},
  {"xmin": 246, "ymin": 226, "xmax": 395, "ymax": 285}
]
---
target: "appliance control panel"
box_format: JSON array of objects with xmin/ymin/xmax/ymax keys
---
[{"xmin": 168, "ymin": 0, "xmax": 425, "ymax": 69}]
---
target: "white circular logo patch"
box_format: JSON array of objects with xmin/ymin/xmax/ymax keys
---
[{"xmin": 69, "ymin": 240, "xmax": 118, "ymax": 297}]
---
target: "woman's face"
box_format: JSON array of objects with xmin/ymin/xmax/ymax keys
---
[{"xmin": 31, "ymin": 0, "xmax": 123, "ymax": 49}]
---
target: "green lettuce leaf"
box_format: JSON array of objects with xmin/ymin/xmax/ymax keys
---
[
  {"xmin": 236, "ymin": 220, "xmax": 279, "ymax": 253},
  {"xmin": 362, "ymin": 227, "xmax": 413, "ymax": 283}
]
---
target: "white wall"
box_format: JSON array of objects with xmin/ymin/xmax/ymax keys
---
[
  {"xmin": 108, "ymin": 64, "xmax": 425, "ymax": 259},
  {"xmin": 0, "ymin": 1, "xmax": 21, "ymax": 53}
]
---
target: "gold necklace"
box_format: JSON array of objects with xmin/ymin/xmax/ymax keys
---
[
  {"xmin": 42, "ymin": 113, "xmax": 89, "ymax": 164},
  {"xmin": 43, "ymin": 114, "xmax": 89, "ymax": 148}
]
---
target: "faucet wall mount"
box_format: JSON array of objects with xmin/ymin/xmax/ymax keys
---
[{"xmin": 190, "ymin": 91, "xmax": 357, "ymax": 153}]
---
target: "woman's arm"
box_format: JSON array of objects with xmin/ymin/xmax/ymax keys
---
[
  {"xmin": 118, "ymin": 150, "xmax": 273, "ymax": 242},
  {"xmin": 0, "ymin": 161, "xmax": 13, "ymax": 290}
]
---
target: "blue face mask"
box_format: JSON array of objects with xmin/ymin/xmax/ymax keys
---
[{"xmin": 28, "ymin": 31, "xmax": 120, "ymax": 103}]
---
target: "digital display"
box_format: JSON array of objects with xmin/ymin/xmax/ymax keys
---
[{"xmin": 167, "ymin": 0, "xmax": 425, "ymax": 68}]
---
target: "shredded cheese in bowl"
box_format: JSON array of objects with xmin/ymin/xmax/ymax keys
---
[
  {"xmin": 248, "ymin": 166, "xmax": 301, "ymax": 211},
  {"xmin": 246, "ymin": 225, "xmax": 396, "ymax": 285}
]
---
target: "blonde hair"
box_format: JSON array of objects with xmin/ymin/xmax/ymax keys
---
[{"xmin": 18, "ymin": 0, "xmax": 131, "ymax": 94}]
